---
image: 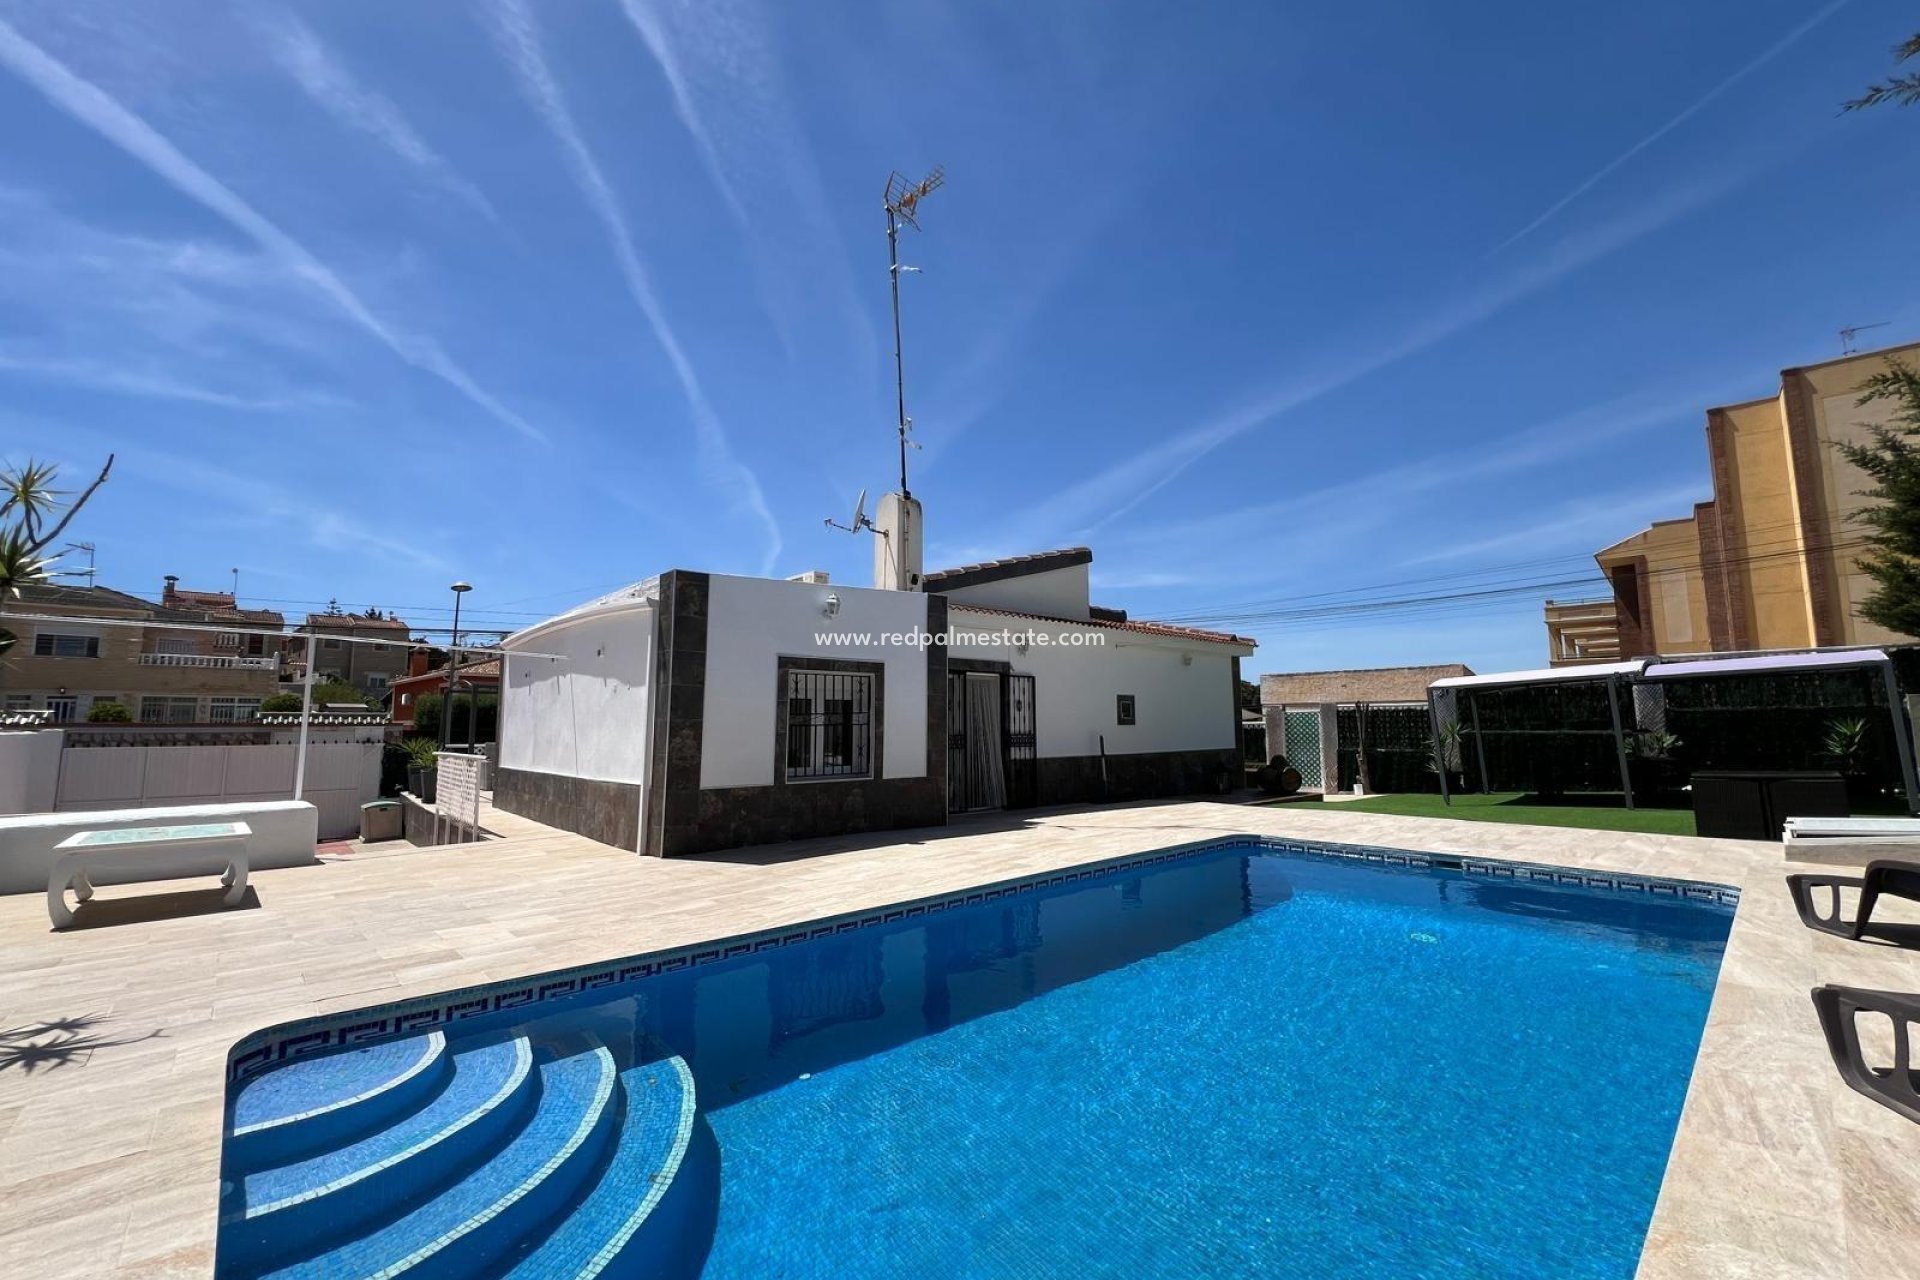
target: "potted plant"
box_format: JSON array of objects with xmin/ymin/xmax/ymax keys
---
[
  {"xmin": 1824, "ymin": 716, "xmax": 1875, "ymax": 808},
  {"xmin": 403, "ymin": 736, "xmax": 439, "ymax": 803},
  {"xmin": 1624, "ymin": 729, "xmax": 1685, "ymax": 805}
]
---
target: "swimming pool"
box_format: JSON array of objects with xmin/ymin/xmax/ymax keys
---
[{"xmin": 217, "ymin": 838, "xmax": 1736, "ymax": 1278}]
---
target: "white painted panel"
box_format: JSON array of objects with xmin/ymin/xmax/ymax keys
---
[
  {"xmin": 935, "ymin": 563, "xmax": 1090, "ymax": 619},
  {"xmin": 701, "ymin": 575, "xmax": 931, "ymax": 788},
  {"xmin": 52, "ymin": 748, "xmax": 145, "ymax": 805},
  {"xmin": 224, "ymin": 745, "xmax": 298, "ymax": 794},
  {"xmin": 0, "ymin": 731, "xmax": 62, "ymax": 814},
  {"xmin": 500, "ymin": 605, "xmax": 653, "ymax": 784},
  {"xmin": 948, "ymin": 609, "xmax": 1238, "ymax": 758},
  {"xmin": 141, "ymin": 747, "xmax": 228, "ymax": 798}
]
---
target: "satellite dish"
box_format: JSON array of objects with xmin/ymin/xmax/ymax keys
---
[{"xmin": 824, "ymin": 487, "xmax": 877, "ymax": 535}]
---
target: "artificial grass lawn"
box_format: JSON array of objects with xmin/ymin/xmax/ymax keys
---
[{"xmin": 1323, "ymin": 791, "xmax": 1698, "ymax": 837}]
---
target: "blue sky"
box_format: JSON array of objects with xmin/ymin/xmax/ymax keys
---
[{"xmin": 0, "ymin": 0, "xmax": 1915, "ymax": 675}]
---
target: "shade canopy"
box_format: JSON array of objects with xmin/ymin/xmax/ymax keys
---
[
  {"xmin": 1429, "ymin": 660, "xmax": 1643, "ymax": 692},
  {"xmin": 1643, "ymin": 649, "xmax": 1890, "ymax": 680}
]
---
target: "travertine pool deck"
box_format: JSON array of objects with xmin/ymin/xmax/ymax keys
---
[{"xmin": 0, "ymin": 798, "xmax": 1914, "ymax": 1278}]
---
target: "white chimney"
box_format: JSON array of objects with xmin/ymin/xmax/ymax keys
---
[{"xmin": 872, "ymin": 492, "xmax": 924, "ymax": 591}]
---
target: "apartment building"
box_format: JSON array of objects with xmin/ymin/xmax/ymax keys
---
[
  {"xmin": 0, "ymin": 579, "xmax": 283, "ymax": 722},
  {"xmin": 290, "ymin": 604, "xmax": 413, "ymax": 697},
  {"xmin": 1548, "ymin": 338, "xmax": 1920, "ymax": 664}
]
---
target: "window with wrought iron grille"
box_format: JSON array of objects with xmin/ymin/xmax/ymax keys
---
[
  {"xmin": 784, "ymin": 669, "xmax": 873, "ymax": 781},
  {"xmin": 140, "ymin": 696, "xmax": 199, "ymax": 723},
  {"xmin": 208, "ymin": 697, "xmax": 261, "ymax": 724}
]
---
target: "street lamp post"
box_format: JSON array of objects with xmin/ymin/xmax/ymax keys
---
[{"xmin": 441, "ymin": 582, "xmax": 472, "ymax": 751}]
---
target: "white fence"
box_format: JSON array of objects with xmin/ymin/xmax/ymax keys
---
[{"xmin": 53, "ymin": 742, "xmax": 379, "ymax": 840}]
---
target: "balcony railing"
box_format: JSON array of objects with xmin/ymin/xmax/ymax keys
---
[{"xmin": 135, "ymin": 653, "xmax": 278, "ymax": 670}]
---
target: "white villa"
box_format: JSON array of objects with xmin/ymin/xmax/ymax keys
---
[{"xmin": 495, "ymin": 498, "xmax": 1254, "ymax": 856}]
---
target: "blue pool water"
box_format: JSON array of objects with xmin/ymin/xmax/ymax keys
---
[{"xmin": 218, "ymin": 842, "xmax": 1735, "ymax": 1279}]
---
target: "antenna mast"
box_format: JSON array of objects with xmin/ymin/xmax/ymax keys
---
[
  {"xmin": 1840, "ymin": 321, "xmax": 1890, "ymax": 355},
  {"xmin": 883, "ymin": 167, "xmax": 944, "ymax": 498}
]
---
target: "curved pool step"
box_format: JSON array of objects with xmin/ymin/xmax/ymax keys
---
[
  {"xmin": 263, "ymin": 1034, "xmax": 619, "ymax": 1280},
  {"xmin": 219, "ymin": 1031, "xmax": 535, "ymax": 1271},
  {"xmin": 229, "ymin": 1031, "xmax": 450, "ymax": 1166},
  {"xmin": 506, "ymin": 1055, "xmax": 719, "ymax": 1280}
]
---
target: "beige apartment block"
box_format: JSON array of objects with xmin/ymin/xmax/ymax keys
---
[
  {"xmin": 0, "ymin": 581, "xmax": 282, "ymax": 723},
  {"xmin": 1548, "ymin": 338, "xmax": 1920, "ymax": 663}
]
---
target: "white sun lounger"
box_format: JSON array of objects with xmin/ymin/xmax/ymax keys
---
[{"xmin": 1784, "ymin": 816, "xmax": 1920, "ymax": 865}]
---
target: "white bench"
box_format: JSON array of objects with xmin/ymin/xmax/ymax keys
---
[{"xmin": 48, "ymin": 821, "xmax": 252, "ymax": 929}]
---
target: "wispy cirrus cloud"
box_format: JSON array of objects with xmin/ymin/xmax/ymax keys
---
[
  {"xmin": 1491, "ymin": 0, "xmax": 1850, "ymax": 254},
  {"xmin": 1399, "ymin": 480, "xmax": 1709, "ymax": 567},
  {"xmin": 488, "ymin": 0, "xmax": 781, "ymax": 574},
  {"xmin": 0, "ymin": 347, "xmax": 349, "ymax": 412},
  {"xmin": 991, "ymin": 156, "xmax": 1769, "ymax": 554},
  {"xmin": 615, "ymin": 0, "xmax": 875, "ymax": 377},
  {"xmin": 0, "ymin": 15, "xmax": 544, "ymax": 443},
  {"xmin": 251, "ymin": 7, "xmax": 500, "ymax": 223}
]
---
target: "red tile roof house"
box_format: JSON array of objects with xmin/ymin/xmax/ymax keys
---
[
  {"xmin": 492, "ymin": 536, "xmax": 1256, "ymax": 857},
  {"xmin": 388, "ymin": 652, "xmax": 501, "ymax": 727}
]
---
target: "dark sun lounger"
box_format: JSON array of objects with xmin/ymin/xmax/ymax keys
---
[
  {"xmin": 1786, "ymin": 859, "xmax": 1920, "ymax": 949},
  {"xmin": 1812, "ymin": 985, "xmax": 1920, "ymax": 1124}
]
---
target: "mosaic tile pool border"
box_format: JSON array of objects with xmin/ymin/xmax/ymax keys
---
[{"xmin": 226, "ymin": 834, "xmax": 1743, "ymax": 1083}]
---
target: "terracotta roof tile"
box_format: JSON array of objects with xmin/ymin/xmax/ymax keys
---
[{"xmin": 950, "ymin": 602, "xmax": 1254, "ymax": 648}]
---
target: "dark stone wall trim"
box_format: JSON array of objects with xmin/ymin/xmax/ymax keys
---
[
  {"xmin": 645, "ymin": 570, "xmax": 710, "ymax": 858},
  {"xmin": 1035, "ymin": 746, "xmax": 1242, "ymax": 807},
  {"xmin": 493, "ymin": 765, "xmax": 641, "ymax": 851}
]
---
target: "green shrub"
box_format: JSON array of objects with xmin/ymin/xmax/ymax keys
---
[
  {"xmin": 411, "ymin": 691, "xmax": 498, "ymax": 743},
  {"xmin": 260, "ymin": 692, "xmax": 303, "ymax": 713},
  {"xmin": 85, "ymin": 699, "xmax": 131, "ymax": 723}
]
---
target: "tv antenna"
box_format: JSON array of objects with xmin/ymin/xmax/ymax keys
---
[
  {"xmin": 883, "ymin": 167, "xmax": 944, "ymax": 498},
  {"xmin": 823, "ymin": 487, "xmax": 880, "ymax": 537},
  {"xmin": 48, "ymin": 541, "xmax": 97, "ymax": 584},
  {"xmin": 1841, "ymin": 321, "xmax": 1890, "ymax": 355}
]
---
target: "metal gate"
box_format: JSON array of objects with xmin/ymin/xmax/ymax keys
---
[
  {"xmin": 1284, "ymin": 709, "xmax": 1323, "ymax": 789},
  {"xmin": 946, "ymin": 671, "xmax": 1037, "ymax": 811},
  {"xmin": 1005, "ymin": 673, "xmax": 1037, "ymax": 808}
]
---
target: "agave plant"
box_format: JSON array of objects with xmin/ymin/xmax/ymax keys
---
[
  {"xmin": 1825, "ymin": 717, "xmax": 1871, "ymax": 774},
  {"xmin": 402, "ymin": 736, "xmax": 442, "ymax": 768}
]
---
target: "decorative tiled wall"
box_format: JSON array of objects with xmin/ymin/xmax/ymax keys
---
[{"xmin": 226, "ymin": 834, "xmax": 1741, "ymax": 1083}]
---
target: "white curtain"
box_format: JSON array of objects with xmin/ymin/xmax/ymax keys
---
[{"xmin": 966, "ymin": 676, "xmax": 1006, "ymax": 809}]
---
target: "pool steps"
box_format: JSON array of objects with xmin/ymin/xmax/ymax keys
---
[
  {"xmin": 221, "ymin": 1031, "xmax": 536, "ymax": 1265},
  {"xmin": 217, "ymin": 1030, "xmax": 715, "ymax": 1278},
  {"xmin": 228, "ymin": 1031, "xmax": 450, "ymax": 1167}
]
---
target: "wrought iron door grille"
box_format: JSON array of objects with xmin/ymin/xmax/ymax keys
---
[{"xmin": 785, "ymin": 670, "xmax": 873, "ymax": 780}]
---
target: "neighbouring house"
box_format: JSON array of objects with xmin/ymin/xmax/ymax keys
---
[
  {"xmin": 495, "ymin": 510, "xmax": 1254, "ymax": 856},
  {"xmin": 1548, "ymin": 337, "xmax": 1920, "ymax": 665},
  {"xmin": 388, "ymin": 651, "xmax": 500, "ymax": 727},
  {"xmin": 291, "ymin": 603, "xmax": 413, "ymax": 697},
  {"xmin": 1259, "ymin": 664, "xmax": 1472, "ymax": 794},
  {"xmin": 0, "ymin": 578, "xmax": 284, "ymax": 724}
]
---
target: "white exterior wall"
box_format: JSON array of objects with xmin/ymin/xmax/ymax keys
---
[
  {"xmin": 948, "ymin": 608, "xmax": 1241, "ymax": 759},
  {"xmin": 936, "ymin": 564, "xmax": 1090, "ymax": 620},
  {"xmin": 500, "ymin": 604, "xmax": 653, "ymax": 785},
  {"xmin": 701, "ymin": 574, "xmax": 931, "ymax": 788},
  {"xmin": 0, "ymin": 729, "xmax": 63, "ymax": 814}
]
